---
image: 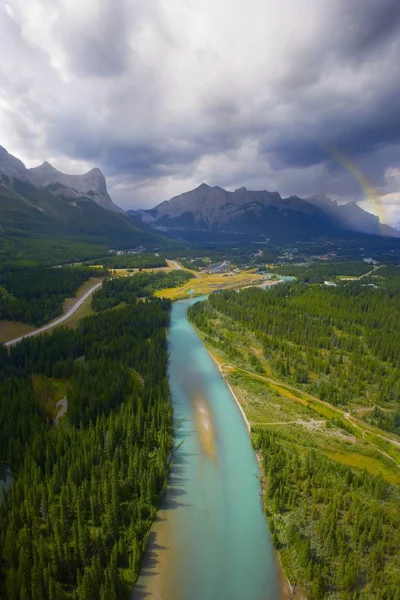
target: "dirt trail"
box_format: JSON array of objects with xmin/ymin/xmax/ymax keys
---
[
  {"xmin": 54, "ymin": 397, "xmax": 68, "ymax": 426},
  {"xmin": 215, "ymin": 360, "xmax": 400, "ymax": 466}
]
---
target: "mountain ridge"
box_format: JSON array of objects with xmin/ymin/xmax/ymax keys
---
[
  {"xmin": 0, "ymin": 145, "xmax": 163, "ymax": 256},
  {"xmin": 0, "ymin": 145, "xmax": 123, "ymax": 214},
  {"xmin": 306, "ymin": 193, "xmax": 397, "ymax": 237},
  {"xmin": 138, "ymin": 183, "xmax": 400, "ymax": 241}
]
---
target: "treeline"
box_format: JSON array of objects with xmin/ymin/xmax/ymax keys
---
[
  {"xmin": 362, "ymin": 406, "xmax": 400, "ymax": 436},
  {"xmin": 0, "ymin": 235, "xmax": 108, "ymax": 269},
  {"xmin": 163, "ymin": 246, "xmax": 276, "ymax": 269},
  {"xmin": 188, "ymin": 284, "xmax": 400, "ymax": 429},
  {"xmin": 92, "ymin": 270, "xmax": 193, "ymax": 312},
  {"xmin": 365, "ymin": 265, "xmax": 400, "ymax": 295},
  {"xmin": 253, "ymin": 428, "xmax": 400, "ymax": 600},
  {"xmin": 0, "ymin": 267, "xmax": 106, "ymax": 326},
  {"xmin": 0, "ymin": 299, "xmax": 173, "ymax": 599},
  {"xmin": 103, "ymin": 253, "xmax": 167, "ymax": 270},
  {"xmin": 270, "ymin": 261, "xmax": 372, "ymax": 283},
  {"xmin": 179, "ymin": 257, "xmax": 209, "ymax": 270}
]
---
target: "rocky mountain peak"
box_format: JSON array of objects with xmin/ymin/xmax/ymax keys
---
[
  {"xmin": 143, "ymin": 183, "xmax": 400, "ymax": 239},
  {"xmin": 0, "ymin": 145, "xmax": 28, "ymax": 181},
  {"xmin": 0, "ymin": 143, "xmax": 124, "ymax": 214},
  {"xmin": 27, "ymin": 160, "xmax": 123, "ymax": 214}
]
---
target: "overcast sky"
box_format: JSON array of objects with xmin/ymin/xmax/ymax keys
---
[{"xmin": 1, "ymin": 0, "xmax": 400, "ymax": 223}]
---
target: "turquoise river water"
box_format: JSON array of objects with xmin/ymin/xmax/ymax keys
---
[{"xmin": 133, "ymin": 297, "xmax": 281, "ymax": 600}]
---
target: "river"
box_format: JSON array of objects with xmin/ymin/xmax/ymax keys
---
[{"xmin": 133, "ymin": 297, "xmax": 281, "ymax": 600}]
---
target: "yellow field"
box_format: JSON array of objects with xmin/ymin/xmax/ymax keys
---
[
  {"xmin": 155, "ymin": 269, "xmax": 265, "ymax": 300},
  {"xmin": 324, "ymin": 451, "xmax": 400, "ymax": 485}
]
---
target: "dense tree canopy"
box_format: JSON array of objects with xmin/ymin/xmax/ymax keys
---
[
  {"xmin": 254, "ymin": 428, "xmax": 400, "ymax": 600},
  {"xmin": 102, "ymin": 253, "xmax": 167, "ymax": 270},
  {"xmin": 189, "ymin": 280, "xmax": 400, "ymax": 599},
  {"xmin": 0, "ymin": 299, "xmax": 173, "ymax": 599},
  {"xmin": 0, "ymin": 267, "xmax": 106, "ymax": 326},
  {"xmin": 269, "ymin": 261, "xmax": 373, "ymax": 283},
  {"xmin": 92, "ymin": 270, "xmax": 192, "ymax": 312},
  {"xmin": 189, "ymin": 282, "xmax": 400, "ymax": 432}
]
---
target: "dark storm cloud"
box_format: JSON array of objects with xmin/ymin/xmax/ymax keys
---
[
  {"xmin": 341, "ymin": 0, "xmax": 400, "ymax": 58},
  {"xmin": 1, "ymin": 0, "xmax": 400, "ymax": 217},
  {"xmin": 59, "ymin": 0, "xmax": 130, "ymax": 77},
  {"xmin": 268, "ymin": 86, "xmax": 400, "ymax": 172},
  {"xmin": 256, "ymin": 1, "xmax": 400, "ymax": 180}
]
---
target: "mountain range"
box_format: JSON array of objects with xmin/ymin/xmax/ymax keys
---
[
  {"xmin": 0, "ymin": 145, "xmax": 158, "ymax": 258},
  {"xmin": 1, "ymin": 144, "xmax": 399, "ymax": 261},
  {"xmin": 136, "ymin": 184, "xmax": 399, "ymax": 242}
]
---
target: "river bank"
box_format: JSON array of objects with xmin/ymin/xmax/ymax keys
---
[{"xmin": 201, "ymin": 342, "xmax": 307, "ymax": 600}]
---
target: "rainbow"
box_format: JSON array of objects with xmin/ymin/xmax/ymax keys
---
[{"xmin": 326, "ymin": 146, "xmax": 387, "ymax": 231}]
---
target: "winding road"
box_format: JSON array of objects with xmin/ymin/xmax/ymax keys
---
[{"xmin": 4, "ymin": 281, "xmax": 102, "ymax": 347}]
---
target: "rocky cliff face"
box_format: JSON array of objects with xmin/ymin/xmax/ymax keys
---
[
  {"xmin": 0, "ymin": 145, "xmax": 153, "ymax": 248},
  {"xmin": 153, "ymin": 184, "xmax": 285, "ymax": 227},
  {"xmin": 139, "ymin": 184, "xmax": 343, "ymax": 242},
  {"xmin": 0, "ymin": 145, "xmax": 27, "ymax": 184},
  {"xmin": 27, "ymin": 161, "xmax": 124, "ymax": 214},
  {"xmin": 0, "ymin": 146, "xmax": 123, "ymax": 214}
]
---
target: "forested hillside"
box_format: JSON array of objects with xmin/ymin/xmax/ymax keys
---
[
  {"xmin": 254, "ymin": 428, "xmax": 400, "ymax": 600},
  {"xmin": 189, "ymin": 283, "xmax": 400, "ymax": 430},
  {"xmin": 0, "ymin": 299, "xmax": 173, "ymax": 599},
  {"xmin": 0, "ymin": 267, "xmax": 106, "ymax": 326},
  {"xmin": 188, "ymin": 279, "xmax": 400, "ymax": 599},
  {"xmin": 102, "ymin": 253, "xmax": 167, "ymax": 270}
]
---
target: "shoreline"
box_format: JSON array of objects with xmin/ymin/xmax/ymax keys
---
[{"xmin": 204, "ymin": 343, "xmax": 306, "ymax": 600}]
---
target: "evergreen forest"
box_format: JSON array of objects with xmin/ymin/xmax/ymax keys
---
[
  {"xmin": 189, "ymin": 282, "xmax": 400, "ymax": 432},
  {"xmin": 92, "ymin": 270, "xmax": 192, "ymax": 312},
  {"xmin": 0, "ymin": 298, "xmax": 173, "ymax": 599},
  {"xmin": 102, "ymin": 254, "xmax": 167, "ymax": 270},
  {"xmin": 188, "ymin": 279, "xmax": 400, "ymax": 599},
  {"xmin": 0, "ymin": 267, "xmax": 106, "ymax": 326}
]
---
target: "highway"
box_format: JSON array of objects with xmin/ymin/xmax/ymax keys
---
[{"xmin": 5, "ymin": 281, "xmax": 103, "ymax": 347}]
